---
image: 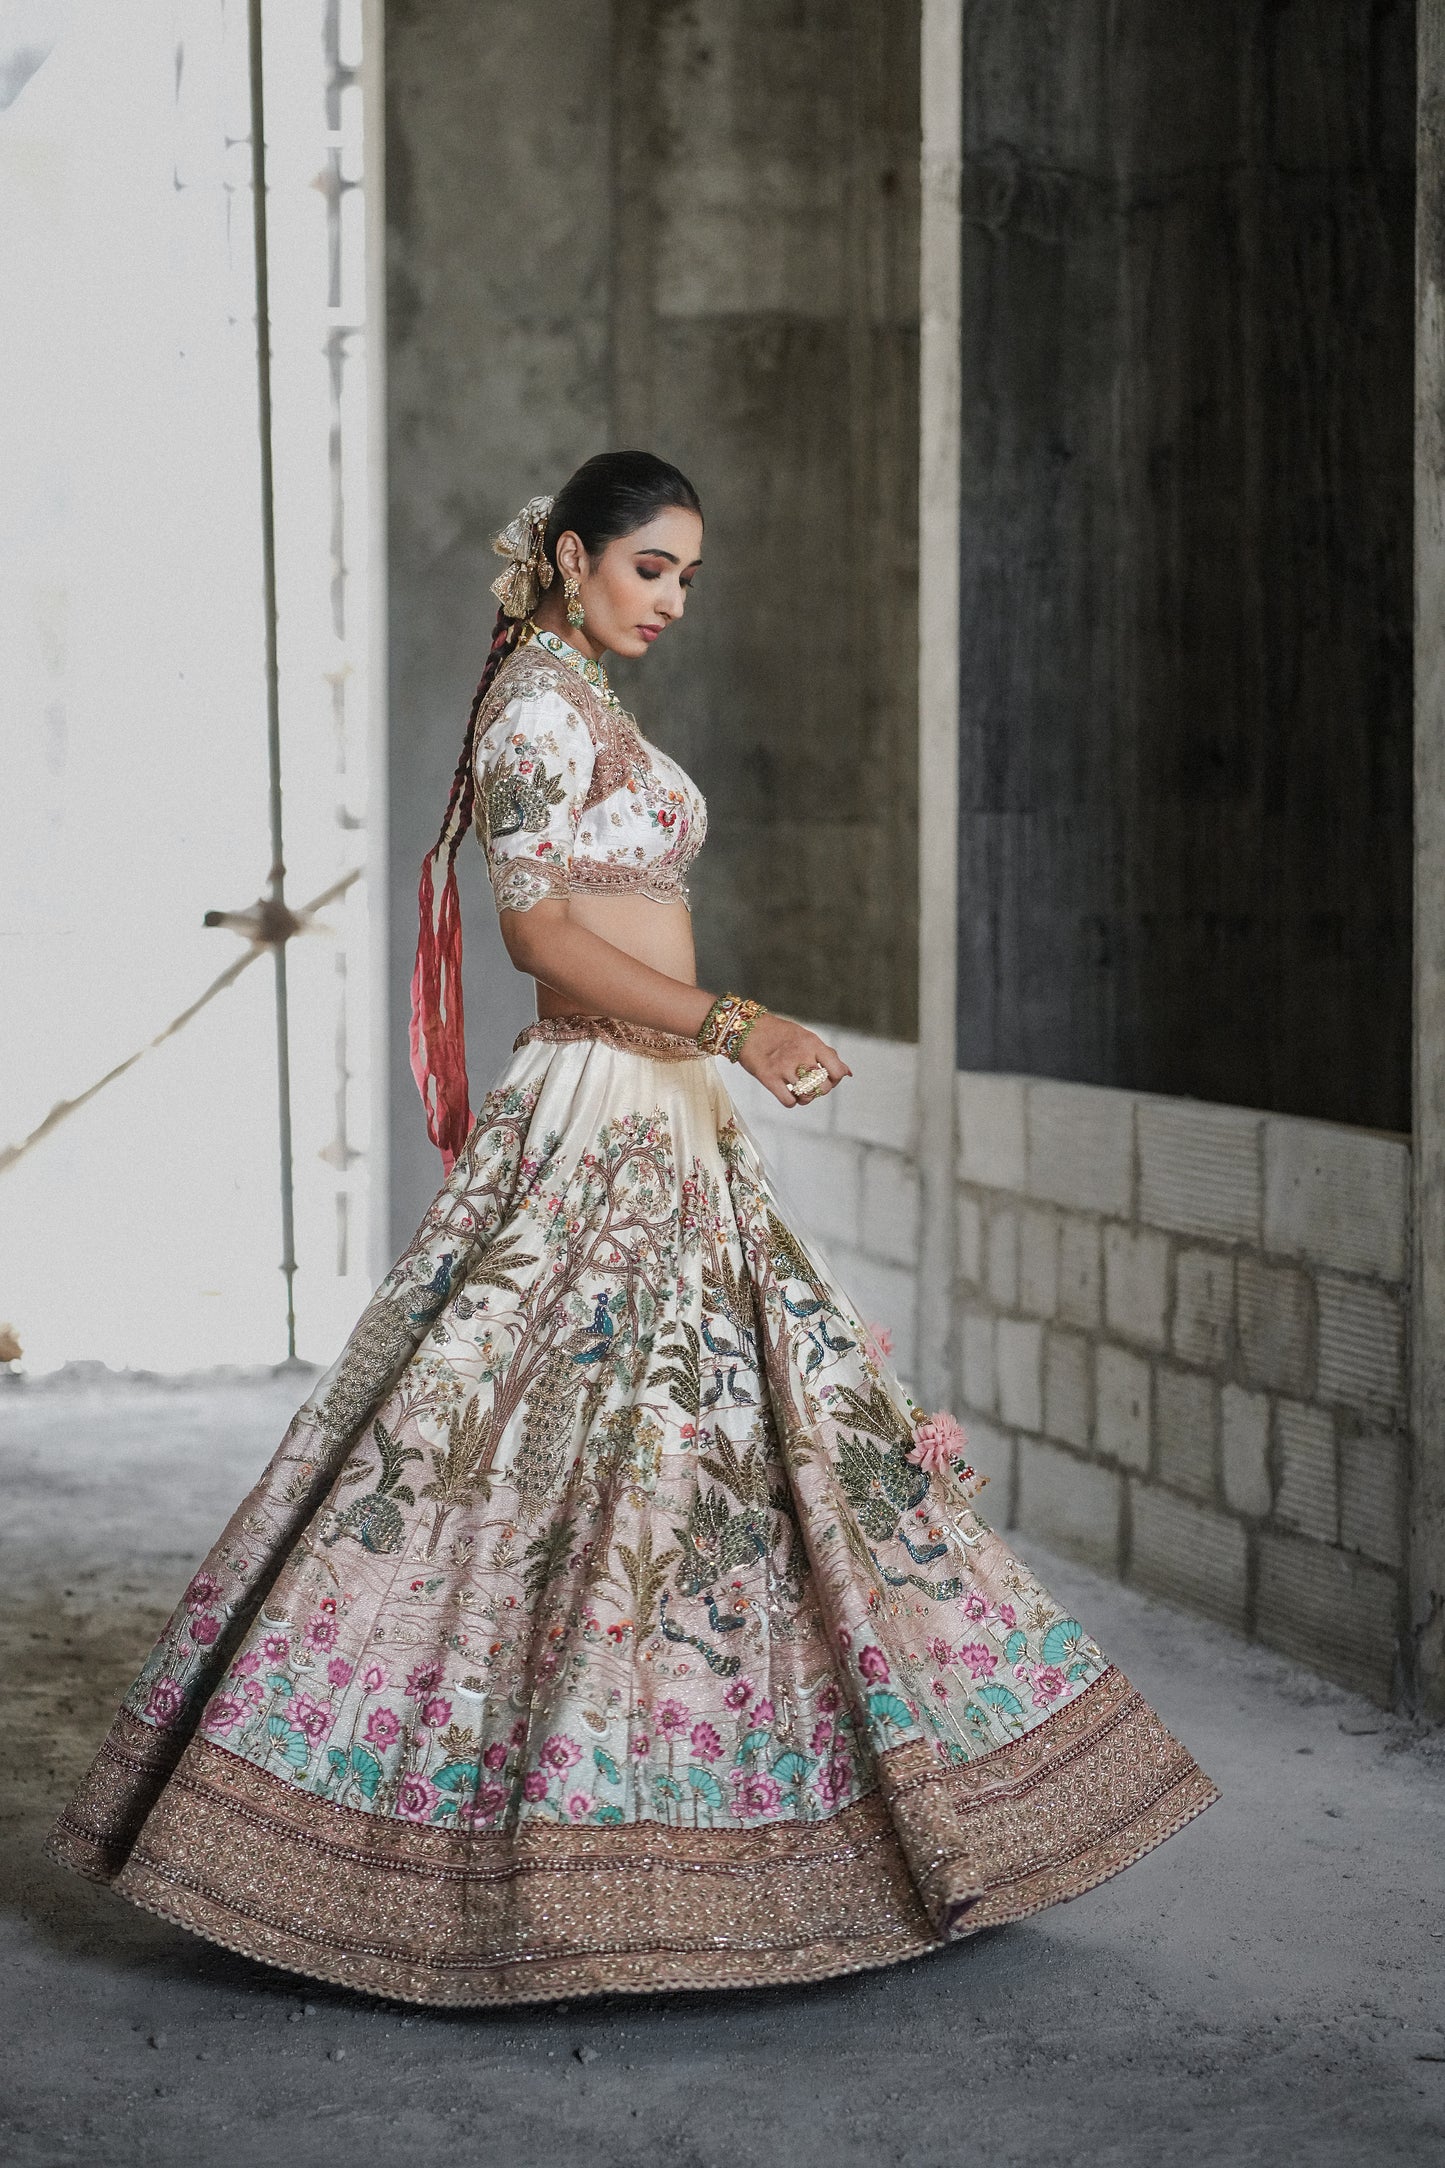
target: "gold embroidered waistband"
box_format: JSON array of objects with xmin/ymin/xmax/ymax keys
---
[{"xmin": 512, "ymin": 1015, "xmax": 708, "ymax": 1063}]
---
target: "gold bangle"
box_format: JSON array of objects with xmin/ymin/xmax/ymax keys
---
[{"xmin": 695, "ymin": 993, "xmax": 766, "ymax": 1062}]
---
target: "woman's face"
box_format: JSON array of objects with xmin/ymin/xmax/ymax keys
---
[{"xmin": 555, "ymin": 507, "xmax": 704, "ymax": 662}]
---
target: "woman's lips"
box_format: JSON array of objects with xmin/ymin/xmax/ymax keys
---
[{"xmin": 638, "ymin": 624, "xmax": 661, "ymax": 643}]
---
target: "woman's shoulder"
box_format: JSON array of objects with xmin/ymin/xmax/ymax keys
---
[{"xmin": 477, "ymin": 637, "xmax": 611, "ymax": 742}]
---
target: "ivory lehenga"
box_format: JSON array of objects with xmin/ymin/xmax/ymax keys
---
[{"xmin": 49, "ymin": 627, "xmax": 1217, "ymax": 2004}]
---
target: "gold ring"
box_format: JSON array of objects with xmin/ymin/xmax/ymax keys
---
[{"xmin": 788, "ymin": 1062, "xmax": 830, "ymax": 1101}]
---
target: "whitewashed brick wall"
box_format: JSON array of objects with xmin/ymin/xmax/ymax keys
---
[{"xmin": 728, "ymin": 1030, "xmax": 1411, "ymax": 1708}]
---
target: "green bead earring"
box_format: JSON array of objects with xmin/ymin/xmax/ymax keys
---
[{"xmin": 564, "ymin": 574, "xmax": 585, "ymax": 631}]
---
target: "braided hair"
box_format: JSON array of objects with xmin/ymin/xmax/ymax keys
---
[{"xmin": 411, "ymin": 451, "xmax": 704, "ymax": 1167}]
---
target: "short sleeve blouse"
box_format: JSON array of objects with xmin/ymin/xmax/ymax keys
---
[
  {"xmin": 471, "ymin": 630, "xmax": 707, "ymax": 915},
  {"xmin": 473, "ymin": 679, "xmax": 596, "ymax": 915}
]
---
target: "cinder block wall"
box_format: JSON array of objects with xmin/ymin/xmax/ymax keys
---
[{"xmin": 730, "ymin": 1032, "xmax": 1410, "ymax": 1706}]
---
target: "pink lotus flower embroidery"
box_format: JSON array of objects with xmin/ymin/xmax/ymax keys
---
[
  {"xmin": 202, "ymin": 1694, "xmax": 244, "ymax": 1736},
  {"xmin": 262, "ymin": 1634, "xmax": 291, "ymax": 1664},
  {"xmin": 908, "ymin": 1409, "xmax": 968, "ymax": 1475},
  {"xmin": 653, "ymin": 1699, "xmax": 691, "ymax": 1741},
  {"xmin": 144, "ymin": 1677, "xmax": 185, "ymax": 1728},
  {"xmin": 814, "ymin": 1755, "xmax": 853, "ymax": 1806},
  {"xmin": 962, "ymin": 1591, "xmax": 987, "ymax": 1622},
  {"xmin": 327, "ymin": 1658, "xmax": 355, "ymax": 1690},
  {"xmin": 364, "ymin": 1707, "xmax": 401, "ymax": 1748},
  {"xmin": 395, "ymin": 1773, "xmax": 438, "ymax": 1823},
  {"xmin": 1031, "ymin": 1664, "xmax": 1068, "ymax": 1703},
  {"xmin": 362, "ymin": 1664, "xmax": 388, "ymax": 1693},
  {"xmin": 750, "ymin": 1697, "xmax": 775, "ymax": 1728},
  {"xmin": 995, "ymin": 1603, "xmax": 1016, "ymax": 1629},
  {"xmin": 185, "ymin": 1571, "xmax": 221, "ymax": 1612},
  {"xmin": 510, "ymin": 1718, "xmax": 528, "ymax": 1746},
  {"xmin": 722, "ymin": 1679, "xmax": 752, "ymax": 1711},
  {"xmin": 815, "ymin": 1681, "xmax": 842, "ymax": 1716},
  {"xmin": 868, "ymin": 1321, "xmax": 895, "ymax": 1358},
  {"xmin": 241, "ymin": 1678, "xmax": 265, "ymax": 1706},
  {"xmin": 304, "ymin": 1614, "xmax": 339, "ymax": 1653},
  {"xmin": 473, "ymin": 1781, "xmax": 509, "ymax": 1821},
  {"xmin": 810, "ymin": 1717, "xmax": 835, "ymax": 1756},
  {"xmin": 858, "ymin": 1645, "xmax": 891, "ymax": 1685},
  {"xmin": 406, "ymin": 1663, "xmax": 443, "ymax": 1698},
  {"xmin": 959, "ymin": 1643, "xmax": 997, "ymax": 1680},
  {"xmin": 482, "ymin": 1740, "xmax": 508, "ymax": 1772},
  {"xmin": 731, "ymin": 1770, "xmax": 783, "ymax": 1820},
  {"xmin": 522, "ymin": 1770, "xmax": 548, "ymax": 1802},
  {"xmin": 419, "ymin": 1696, "xmax": 452, "ymax": 1731},
  {"xmin": 539, "ymin": 1732, "xmax": 581, "ymax": 1773},
  {"xmin": 630, "ymin": 1734, "xmax": 651, "ymax": 1758},
  {"xmin": 189, "ymin": 1613, "xmax": 221, "ymax": 1647},
  {"xmin": 566, "ymin": 1792, "xmax": 593, "ymax": 1820},
  {"xmin": 690, "ymin": 1721, "xmax": 722, "ymax": 1763},
  {"xmin": 927, "ymin": 1635, "xmax": 956, "ymax": 1668},
  {"xmin": 285, "ymin": 1692, "xmax": 334, "ymax": 1743},
  {"xmin": 232, "ymin": 1651, "xmax": 261, "ymax": 1678}
]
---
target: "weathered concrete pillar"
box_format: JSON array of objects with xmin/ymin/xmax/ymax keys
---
[
  {"xmin": 1411, "ymin": 0, "xmax": 1445, "ymax": 1717},
  {"xmin": 916, "ymin": 0, "xmax": 962, "ymax": 1412}
]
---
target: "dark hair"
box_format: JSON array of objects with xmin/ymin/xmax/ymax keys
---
[
  {"xmin": 541, "ymin": 449, "xmax": 702, "ymax": 578},
  {"xmin": 411, "ymin": 452, "xmax": 702, "ymax": 1163}
]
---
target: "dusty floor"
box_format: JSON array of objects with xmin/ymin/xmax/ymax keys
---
[{"xmin": 1, "ymin": 1370, "xmax": 1443, "ymax": 2168}]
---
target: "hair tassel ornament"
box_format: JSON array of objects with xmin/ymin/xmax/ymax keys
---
[{"xmin": 489, "ymin": 493, "xmax": 555, "ymax": 620}]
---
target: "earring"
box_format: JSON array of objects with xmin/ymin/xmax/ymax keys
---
[{"xmin": 564, "ymin": 574, "xmax": 585, "ymax": 630}]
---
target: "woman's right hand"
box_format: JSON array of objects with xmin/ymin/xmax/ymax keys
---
[{"xmin": 738, "ymin": 1013, "xmax": 852, "ymax": 1108}]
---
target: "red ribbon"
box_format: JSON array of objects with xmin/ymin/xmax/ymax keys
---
[{"xmin": 409, "ymin": 850, "xmax": 471, "ymax": 1172}]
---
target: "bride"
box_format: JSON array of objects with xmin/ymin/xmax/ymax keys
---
[{"xmin": 49, "ymin": 451, "xmax": 1216, "ymax": 2005}]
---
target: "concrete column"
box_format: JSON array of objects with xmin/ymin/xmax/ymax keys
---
[
  {"xmin": 363, "ymin": 0, "xmax": 391, "ymax": 1284},
  {"xmin": 1412, "ymin": 0, "xmax": 1445, "ymax": 1718},
  {"xmin": 916, "ymin": 0, "xmax": 962, "ymax": 1411}
]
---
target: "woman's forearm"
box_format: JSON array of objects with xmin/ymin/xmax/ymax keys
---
[{"xmin": 500, "ymin": 904, "xmax": 717, "ymax": 1038}]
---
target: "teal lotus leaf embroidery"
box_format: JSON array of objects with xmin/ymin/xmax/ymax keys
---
[
  {"xmin": 350, "ymin": 1745, "xmax": 382, "ymax": 1799},
  {"xmin": 686, "ymin": 1766, "xmax": 726, "ymax": 1811},
  {"xmin": 974, "ymin": 1683, "xmax": 1025, "ymax": 1718},
  {"xmin": 769, "ymin": 1750, "xmax": 813, "ymax": 1788},
  {"xmin": 865, "ymin": 1690, "xmax": 915, "ymax": 1733},
  {"xmin": 593, "ymin": 1746, "xmax": 622, "ymax": 1787},
  {"xmin": 433, "ymin": 1760, "xmax": 481, "ymax": 1793},
  {"xmin": 1041, "ymin": 1617, "xmax": 1087, "ymax": 1667},
  {"xmin": 1004, "ymin": 1629, "xmax": 1027, "ymax": 1666}
]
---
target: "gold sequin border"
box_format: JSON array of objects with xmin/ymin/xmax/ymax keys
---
[{"xmin": 46, "ymin": 1668, "xmax": 1217, "ymax": 2007}]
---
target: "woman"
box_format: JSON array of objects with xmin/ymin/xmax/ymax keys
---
[{"xmin": 49, "ymin": 452, "xmax": 1216, "ymax": 2005}]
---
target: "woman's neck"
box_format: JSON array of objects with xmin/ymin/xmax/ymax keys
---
[{"xmin": 531, "ymin": 591, "xmax": 606, "ymax": 664}]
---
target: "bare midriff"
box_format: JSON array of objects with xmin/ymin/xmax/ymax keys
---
[{"xmin": 533, "ymin": 893, "xmax": 697, "ymax": 1020}]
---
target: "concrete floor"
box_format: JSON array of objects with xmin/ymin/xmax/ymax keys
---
[{"xmin": 2, "ymin": 1372, "xmax": 1443, "ymax": 2168}]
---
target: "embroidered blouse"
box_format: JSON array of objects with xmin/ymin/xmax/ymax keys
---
[{"xmin": 472, "ymin": 626, "xmax": 707, "ymax": 915}]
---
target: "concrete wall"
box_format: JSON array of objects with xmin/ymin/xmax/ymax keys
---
[
  {"xmin": 735, "ymin": 1032, "xmax": 1412, "ymax": 1706},
  {"xmin": 955, "ymin": 0, "xmax": 1416, "ymax": 1131},
  {"xmin": 383, "ymin": 0, "xmax": 920, "ymax": 1249}
]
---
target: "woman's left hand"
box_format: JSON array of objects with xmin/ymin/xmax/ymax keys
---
[{"xmin": 738, "ymin": 1015, "xmax": 852, "ymax": 1108}]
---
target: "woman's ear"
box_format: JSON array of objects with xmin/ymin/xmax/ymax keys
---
[{"xmin": 553, "ymin": 528, "xmax": 586, "ymax": 581}]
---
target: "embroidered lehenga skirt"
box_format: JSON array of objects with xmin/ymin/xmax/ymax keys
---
[{"xmin": 49, "ymin": 1018, "xmax": 1217, "ymax": 2005}]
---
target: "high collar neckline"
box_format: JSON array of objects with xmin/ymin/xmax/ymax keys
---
[{"xmin": 527, "ymin": 623, "xmax": 620, "ymax": 709}]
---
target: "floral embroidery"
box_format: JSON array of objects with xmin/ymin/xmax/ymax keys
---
[
  {"xmin": 112, "ymin": 1045, "xmax": 1110, "ymax": 1844},
  {"xmin": 471, "ymin": 641, "xmax": 706, "ymax": 915}
]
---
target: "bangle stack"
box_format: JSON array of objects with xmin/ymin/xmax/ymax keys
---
[{"xmin": 695, "ymin": 993, "xmax": 767, "ymax": 1062}]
